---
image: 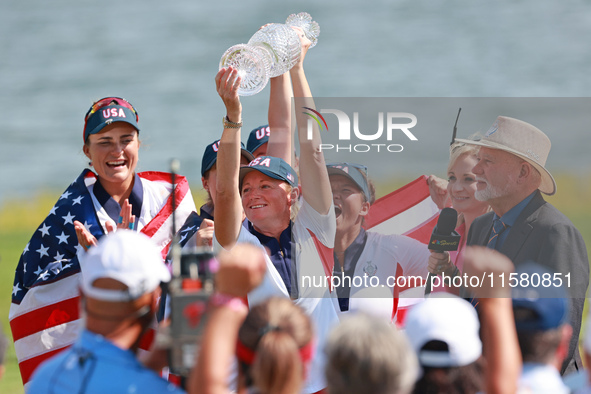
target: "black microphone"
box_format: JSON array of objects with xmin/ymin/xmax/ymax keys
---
[{"xmin": 425, "ymin": 208, "xmax": 461, "ymax": 296}]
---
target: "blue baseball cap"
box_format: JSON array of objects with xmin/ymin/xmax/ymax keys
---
[
  {"xmin": 326, "ymin": 163, "xmax": 371, "ymax": 202},
  {"xmin": 512, "ymin": 261, "xmax": 570, "ymax": 332},
  {"xmin": 83, "ymin": 97, "xmax": 139, "ymax": 142},
  {"xmin": 246, "ymin": 124, "xmax": 270, "ymax": 155},
  {"xmin": 201, "ymin": 139, "xmax": 254, "ymax": 176},
  {"xmin": 239, "ymin": 156, "xmax": 298, "ymax": 188}
]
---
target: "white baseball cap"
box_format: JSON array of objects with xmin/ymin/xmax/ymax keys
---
[
  {"xmin": 80, "ymin": 230, "xmax": 171, "ymax": 302},
  {"xmin": 403, "ymin": 295, "xmax": 482, "ymax": 368}
]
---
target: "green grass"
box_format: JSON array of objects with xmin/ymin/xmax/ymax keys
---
[
  {"xmin": 0, "ymin": 192, "xmax": 58, "ymax": 394},
  {"xmin": 0, "ymin": 176, "xmax": 589, "ymax": 392}
]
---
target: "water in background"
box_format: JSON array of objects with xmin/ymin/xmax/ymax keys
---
[{"xmin": 1, "ymin": 0, "xmax": 591, "ymax": 204}]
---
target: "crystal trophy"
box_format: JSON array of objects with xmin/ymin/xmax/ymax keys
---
[{"xmin": 219, "ymin": 12, "xmax": 320, "ymax": 96}]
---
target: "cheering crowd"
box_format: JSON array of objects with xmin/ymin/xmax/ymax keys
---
[{"xmin": 10, "ymin": 27, "xmax": 591, "ymax": 394}]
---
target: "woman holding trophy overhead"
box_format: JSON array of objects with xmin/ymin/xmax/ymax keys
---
[{"xmin": 198, "ymin": 24, "xmax": 338, "ymax": 394}]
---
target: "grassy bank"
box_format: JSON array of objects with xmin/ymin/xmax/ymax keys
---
[{"xmin": 0, "ymin": 175, "xmax": 590, "ymax": 392}]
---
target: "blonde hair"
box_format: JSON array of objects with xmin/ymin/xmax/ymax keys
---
[
  {"xmin": 447, "ymin": 141, "xmax": 488, "ymax": 227},
  {"xmin": 447, "ymin": 142, "xmax": 480, "ymax": 174},
  {"xmin": 238, "ymin": 297, "xmax": 313, "ymax": 394}
]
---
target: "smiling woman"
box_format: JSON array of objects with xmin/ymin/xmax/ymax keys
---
[
  {"xmin": 8, "ymin": 97, "xmax": 196, "ymax": 387},
  {"xmin": 83, "ymin": 124, "xmax": 139, "ymax": 202},
  {"xmin": 204, "ymin": 28, "xmax": 340, "ymax": 394}
]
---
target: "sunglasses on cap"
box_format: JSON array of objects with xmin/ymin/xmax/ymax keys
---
[{"xmin": 84, "ymin": 97, "xmax": 139, "ymax": 123}]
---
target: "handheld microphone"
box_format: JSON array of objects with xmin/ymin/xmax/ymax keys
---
[{"xmin": 425, "ymin": 207, "xmax": 461, "ymax": 296}]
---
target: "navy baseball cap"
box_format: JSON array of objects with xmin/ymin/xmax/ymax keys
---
[
  {"xmin": 201, "ymin": 140, "xmax": 254, "ymax": 176},
  {"xmin": 246, "ymin": 124, "xmax": 270, "ymax": 155},
  {"xmin": 326, "ymin": 163, "xmax": 371, "ymax": 202},
  {"xmin": 239, "ymin": 156, "xmax": 298, "ymax": 188},
  {"xmin": 512, "ymin": 261, "xmax": 570, "ymax": 332},
  {"xmin": 83, "ymin": 97, "xmax": 139, "ymax": 142}
]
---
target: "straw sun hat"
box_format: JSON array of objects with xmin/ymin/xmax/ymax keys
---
[{"xmin": 455, "ymin": 116, "xmax": 556, "ymax": 195}]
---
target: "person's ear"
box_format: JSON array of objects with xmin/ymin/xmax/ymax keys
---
[
  {"xmin": 202, "ymin": 176, "xmax": 209, "ymax": 191},
  {"xmin": 359, "ymin": 201, "xmax": 370, "ymax": 217},
  {"xmin": 83, "ymin": 144, "xmax": 91, "ymax": 160},
  {"xmin": 290, "ymin": 186, "xmax": 300, "ymax": 206},
  {"xmin": 518, "ymin": 161, "xmax": 532, "ymax": 182}
]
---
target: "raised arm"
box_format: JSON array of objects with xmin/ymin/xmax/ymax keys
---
[
  {"xmin": 265, "ymin": 73, "xmax": 293, "ymax": 164},
  {"xmin": 463, "ymin": 246, "xmax": 521, "ymax": 394},
  {"xmin": 290, "ymin": 28, "xmax": 332, "ymax": 215},
  {"xmin": 188, "ymin": 244, "xmax": 266, "ymax": 394},
  {"xmin": 213, "ymin": 67, "xmax": 244, "ymax": 249}
]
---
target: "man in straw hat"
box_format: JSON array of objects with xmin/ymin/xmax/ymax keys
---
[{"xmin": 455, "ymin": 116, "xmax": 589, "ymax": 375}]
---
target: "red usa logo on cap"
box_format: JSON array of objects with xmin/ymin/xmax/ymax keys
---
[{"xmin": 102, "ymin": 108, "xmax": 127, "ymax": 119}]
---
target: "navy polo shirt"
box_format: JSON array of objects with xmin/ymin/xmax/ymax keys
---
[
  {"xmin": 248, "ymin": 221, "xmax": 297, "ymax": 298},
  {"xmin": 199, "ymin": 203, "xmax": 214, "ymax": 221},
  {"xmin": 93, "ymin": 174, "xmax": 143, "ymax": 227},
  {"xmin": 333, "ymin": 228, "xmax": 368, "ymax": 312}
]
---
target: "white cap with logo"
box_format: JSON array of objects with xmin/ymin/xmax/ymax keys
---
[
  {"xmin": 80, "ymin": 230, "xmax": 171, "ymax": 302},
  {"xmin": 403, "ymin": 295, "xmax": 482, "ymax": 368}
]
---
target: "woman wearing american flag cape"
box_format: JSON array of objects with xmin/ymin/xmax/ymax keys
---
[{"xmin": 9, "ymin": 97, "xmax": 196, "ymax": 386}]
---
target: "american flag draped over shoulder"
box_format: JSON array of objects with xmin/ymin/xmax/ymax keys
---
[{"xmin": 10, "ymin": 169, "xmax": 194, "ymax": 385}]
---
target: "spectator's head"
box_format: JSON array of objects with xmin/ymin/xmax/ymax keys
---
[
  {"xmin": 237, "ymin": 297, "xmax": 313, "ymax": 394},
  {"xmin": 404, "ymin": 295, "xmax": 484, "ymax": 394},
  {"xmin": 80, "ymin": 230, "xmax": 170, "ymax": 343},
  {"xmin": 201, "ymin": 139, "xmax": 254, "ymax": 207},
  {"xmin": 247, "ymin": 124, "xmax": 271, "ymax": 158},
  {"xmin": 325, "ymin": 313, "xmax": 418, "ymax": 394},
  {"xmin": 447, "ymin": 142, "xmax": 490, "ymax": 220},
  {"xmin": 456, "ymin": 116, "xmax": 555, "ymax": 213},
  {"xmin": 512, "ymin": 262, "xmax": 571, "ymax": 369}
]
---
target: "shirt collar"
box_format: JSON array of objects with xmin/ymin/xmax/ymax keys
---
[
  {"xmin": 334, "ymin": 227, "xmax": 367, "ymax": 275},
  {"xmin": 93, "ymin": 174, "xmax": 143, "ymax": 224},
  {"xmin": 494, "ymin": 190, "xmax": 537, "ymax": 226},
  {"xmin": 247, "ymin": 221, "xmax": 292, "ymax": 246},
  {"xmin": 199, "ymin": 203, "xmax": 214, "ymax": 220},
  {"xmin": 76, "ymin": 329, "xmax": 140, "ymax": 367}
]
